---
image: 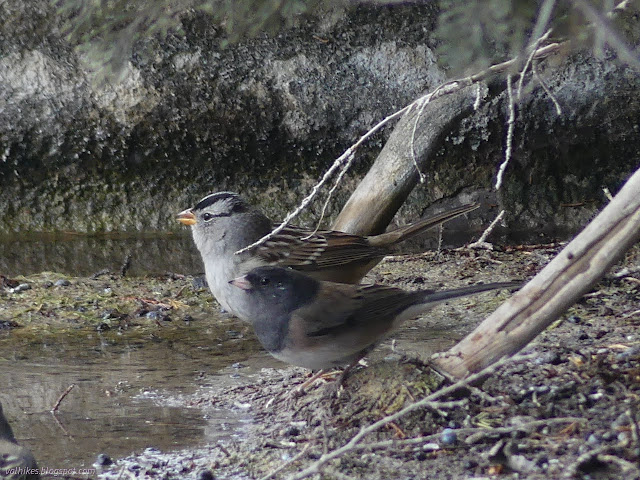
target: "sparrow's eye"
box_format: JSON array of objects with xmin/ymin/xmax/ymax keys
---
[
  {"xmin": 202, "ymin": 212, "xmax": 214, "ymax": 222},
  {"xmin": 260, "ymin": 277, "xmax": 270, "ymax": 286}
]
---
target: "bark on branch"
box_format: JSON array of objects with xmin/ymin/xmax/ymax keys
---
[
  {"xmin": 331, "ymin": 86, "xmax": 480, "ymax": 235},
  {"xmin": 434, "ymin": 166, "xmax": 640, "ymax": 379}
]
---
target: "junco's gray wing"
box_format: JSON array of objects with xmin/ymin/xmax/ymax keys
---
[{"xmin": 297, "ymin": 283, "xmax": 424, "ymax": 336}]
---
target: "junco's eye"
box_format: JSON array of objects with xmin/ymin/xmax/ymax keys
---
[
  {"xmin": 202, "ymin": 213, "xmax": 214, "ymax": 222},
  {"xmin": 260, "ymin": 277, "xmax": 270, "ymax": 286}
]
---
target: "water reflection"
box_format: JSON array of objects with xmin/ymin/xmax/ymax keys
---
[{"xmin": 0, "ymin": 233, "xmax": 203, "ymax": 277}]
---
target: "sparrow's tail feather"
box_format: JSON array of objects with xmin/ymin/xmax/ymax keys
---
[{"xmin": 369, "ymin": 203, "xmax": 480, "ymax": 247}]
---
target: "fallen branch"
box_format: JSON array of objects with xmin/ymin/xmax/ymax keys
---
[{"xmin": 435, "ymin": 166, "xmax": 640, "ymax": 378}]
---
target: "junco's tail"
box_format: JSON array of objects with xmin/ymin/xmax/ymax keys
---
[
  {"xmin": 420, "ymin": 281, "xmax": 521, "ymax": 305},
  {"xmin": 368, "ymin": 203, "xmax": 479, "ymax": 247}
]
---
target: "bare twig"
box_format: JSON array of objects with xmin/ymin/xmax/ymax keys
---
[
  {"xmin": 495, "ymin": 75, "xmax": 516, "ymax": 191},
  {"xmin": 532, "ymin": 60, "xmax": 562, "ymax": 115},
  {"xmin": 464, "ymin": 417, "xmax": 585, "ymax": 444},
  {"xmin": 473, "ymin": 83, "xmax": 483, "ymax": 110},
  {"xmin": 51, "ymin": 383, "xmax": 76, "ymax": 412},
  {"xmin": 410, "ymin": 97, "xmax": 431, "ymax": 184},
  {"xmin": 468, "ymin": 210, "xmax": 506, "ymax": 250},
  {"xmin": 303, "ymin": 152, "xmax": 356, "ymax": 239},
  {"xmin": 603, "ymin": 186, "xmax": 614, "ymax": 201},
  {"xmin": 345, "ymin": 417, "xmax": 585, "ymax": 453},
  {"xmin": 565, "ymin": 446, "xmax": 640, "ymax": 478},
  {"xmin": 517, "ymin": 29, "xmax": 554, "ymax": 99},
  {"xmin": 529, "ymin": 0, "xmax": 557, "ymax": 53},
  {"xmin": 287, "ymin": 353, "xmax": 534, "ymax": 480}
]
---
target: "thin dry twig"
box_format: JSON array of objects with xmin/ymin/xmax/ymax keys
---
[
  {"xmin": 468, "ymin": 210, "xmax": 506, "ymax": 250},
  {"xmin": 287, "ymin": 353, "xmax": 535, "ymax": 480},
  {"xmin": 337, "ymin": 417, "xmax": 585, "ymax": 453},
  {"xmin": 517, "ymin": 29, "xmax": 554, "ymax": 99},
  {"xmin": 532, "ymin": 60, "xmax": 562, "ymax": 115},
  {"xmin": 51, "ymin": 383, "xmax": 76, "ymax": 412},
  {"xmin": 495, "ymin": 75, "xmax": 516, "ymax": 191},
  {"xmin": 473, "ymin": 83, "xmax": 483, "ymax": 110},
  {"xmin": 564, "ymin": 445, "xmax": 640, "ymax": 478},
  {"xmin": 409, "ymin": 96, "xmax": 432, "ymax": 184},
  {"xmin": 303, "ymin": 152, "xmax": 357, "ymax": 239},
  {"xmin": 236, "ymin": 107, "xmax": 409, "ymax": 255}
]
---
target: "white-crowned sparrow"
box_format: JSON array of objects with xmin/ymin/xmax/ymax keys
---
[
  {"xmin": 177, "ymin": 192, "xmax": 478, "ymax": 321},
  {"xmin": 0, "ymin": 402, "xmax": 38, "ymax": 479},
  {"xmin": 230, "ymin": 266, "xmax": 519, "ymax": 370}
]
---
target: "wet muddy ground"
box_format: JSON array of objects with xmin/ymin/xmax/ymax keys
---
[{"xmin": 1, "ymin": 243, "xmax": 639, "ymax": 479}]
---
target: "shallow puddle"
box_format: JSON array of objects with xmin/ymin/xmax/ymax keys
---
[{"xmin": 0, "ymin": 319, "xmax": 273, "ymax": 473}]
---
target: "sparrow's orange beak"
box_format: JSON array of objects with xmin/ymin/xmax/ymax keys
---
[
  {"xmin": 229, "ymin": 276, "xmax": 252, "ymax": 290},
  {"xmin": 176, "ymin": 208, "xmax": 196, "ymax": 226}
]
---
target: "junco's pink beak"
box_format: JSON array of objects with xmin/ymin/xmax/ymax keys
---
[
  {"xmin": 176, "ymin": 208, "xmax": 196, "ymax": 226},
  {"xmin": 229, "ymin": 276, "xmax": 252, "ymax": 290}
]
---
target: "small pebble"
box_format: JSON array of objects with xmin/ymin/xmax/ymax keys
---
[
  {"xmin": 587, "ymin": 434, "xmax": 599, "ymax": 446},
  {"xmin": 602, "ymin": 431, "xmax": 615, "ymax": 441},
  {"xmin": 197, "ymin": 471, "xmax": 215, "ymax": 480},
  {"xmin": 9, "ymin": 283, "xmax": 30, "ymax": 293},
  {"xmin": 618, "ymin": 431, "xmax": 631, "ymax": 445},
  {"xmin": 534, "ymin": 351, "xmax": 561, "ymax": 365},
  {"xmin": 54, "ymin": 279, "xmax": 71, "ymax": 287},
  {"xmin": 463, "ymin": 459, "xmax": 478, "ymax": 470},
  {"xmin": 145, "ymin": 311, "xmax": 161, "ymax": 321},
  {"xmin": 231, "ymin": 362, "xmax": 246, "ymax": 369},
  {"xmin": 95, "ymin": 453, "xmax": 113, "ymax": 466},
  {"xmin": 440, "ymin": 428, "xmax": 457, "ymax": 446},
  {"xmin": 422, "ymin": 442, "xmax": 440, "ymax": 451},
  {"xmin": 192, "ymin": 277, "xmax": 208, "ymax": 290},
  {"xmin": 612, "ymin": 412, "xmax": 630, "ymax": 428}
]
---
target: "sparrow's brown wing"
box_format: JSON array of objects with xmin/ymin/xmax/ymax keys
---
[
  {"xmin": 255, "ymin": 225, "xmax": 389, "ymax": 269},
  {"xmin": 252, "ymin": 202, "xmax": 480, "ymax": 271}
]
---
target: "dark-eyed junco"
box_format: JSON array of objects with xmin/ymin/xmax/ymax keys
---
[
  {"xmin": 229, "ymin": 266, "xmax": 520, "ymax": 370},
  {"xmin": 0, "ymin": 402, "xmax": 39, "ymax": 479},
  {"xmin": 177, "ymin": 192, "xmax": 479, "ymax": 321}
]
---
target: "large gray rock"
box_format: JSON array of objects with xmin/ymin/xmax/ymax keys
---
[
  {"xmin": 0, "ymin": 1, "xmax": 444, "ymax": 233},
  {"xmin": 0, "ymin": 0, "xmax": 638, "ymax": 239}
]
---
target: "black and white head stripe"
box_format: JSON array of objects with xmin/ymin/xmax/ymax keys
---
[{"xmin": 194, "ymin": 192, "xmax": 247, "ymax": 212}]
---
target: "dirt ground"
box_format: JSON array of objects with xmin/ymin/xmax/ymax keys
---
[{"xmin": 2, "ymin": 243, "xmax": 640, "ymax": 480}]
